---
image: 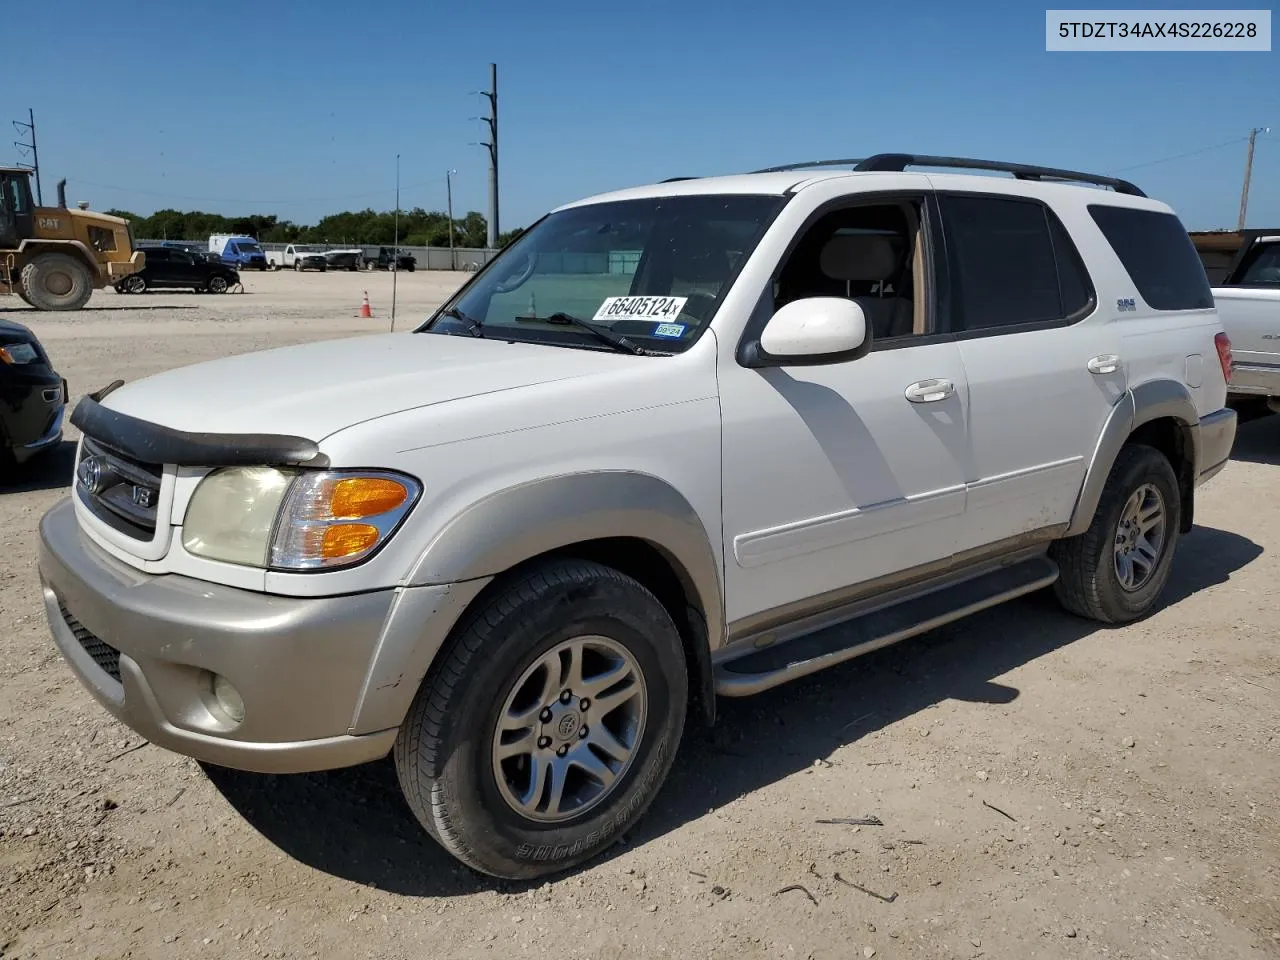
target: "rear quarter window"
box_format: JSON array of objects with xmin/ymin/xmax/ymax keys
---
[{"xmin": 1088, "ymin": 205, "xmax": 1213, "ymax": 311}]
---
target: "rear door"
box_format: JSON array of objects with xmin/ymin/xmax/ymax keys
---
[{"xmin": 932, "ymin": 190, "xmax": 1124, "ymax": 553}]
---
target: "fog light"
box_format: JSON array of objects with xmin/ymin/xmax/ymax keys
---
[{"xmin": 211, "ymin": 673, "xmax": 245, "ymax": 724}]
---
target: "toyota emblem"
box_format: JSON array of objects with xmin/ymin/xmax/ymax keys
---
[{"xmin": 77, "ymin": 456, "xmax": 104, "ymax": 494}]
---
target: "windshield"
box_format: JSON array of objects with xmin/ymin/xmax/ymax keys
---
[
  {"xmin": 235, "ymin": 242, "xmax": 263, "ymax": 254},
  {"xmin": 421, "ymin": 194, "xmax": 786, "ymax": 351}
]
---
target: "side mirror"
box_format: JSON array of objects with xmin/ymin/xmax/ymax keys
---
[{"xmin": 740, "ymin": 297, "xmax": 870, "ymax": 368}]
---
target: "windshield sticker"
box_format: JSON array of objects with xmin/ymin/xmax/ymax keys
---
[
  {"xmin": 652, "ymin": 323, "xmax": 686, "ymax": 339},
  {"xmin": 592, "ymin": 296, "xmax": 688, "ymax": 323}
]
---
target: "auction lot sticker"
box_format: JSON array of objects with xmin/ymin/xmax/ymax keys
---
[{"xmin": 592, "ymin": 296, "xmax": 688, "ymax": 322}]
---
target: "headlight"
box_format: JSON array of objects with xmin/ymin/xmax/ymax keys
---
[
  {"xmin": 0, "ymin": 343, "xmax": 39, "ymax": 365},
  {"xmin": 182, "ymin": 468, "xmax": 420, "ymax": 571}
]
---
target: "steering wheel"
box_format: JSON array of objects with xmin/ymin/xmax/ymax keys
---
[
  {"xmin": 491, "ymin": 251, "xmax": 537, "ymax": 294},
  {"xmin": 675, "ymin": 291, "xmax": 718, "ymax": 323}
]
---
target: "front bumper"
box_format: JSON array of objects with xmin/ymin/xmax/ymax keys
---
[
  {"xmin": 37, "ymin": 497, "xmax": 401, "ymax": 773},
  {"xmin": 2, "ymin": 372, "xmax": 65, "ymax": 463},
  {"xmin": 1195, "ymin": 407, "xmax": 1237, "ymax": 485}
]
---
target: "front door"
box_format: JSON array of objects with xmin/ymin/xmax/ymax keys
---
[
  {"xmin": 0, "ymin": 173, "xmax": 33, "ymax": 249},
  {"xmin": 718, "ymin": 195, "xmax": 972, "ymax": 632},
  {"xmin": 930, "ymin": 190, "xmax": 1126, "ymax": 552}
]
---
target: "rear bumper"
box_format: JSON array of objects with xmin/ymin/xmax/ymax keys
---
[
  {"xmin": 1227, "ymin": 362, "xmax": 1280, "ymax": 399},
  {"xmin": 107, "ymin": 252, "xmax": 145, "ymax": 278},
  {"xmin": 1195, "ymin": 407, "xmax": 1237, "ymax": 485}
]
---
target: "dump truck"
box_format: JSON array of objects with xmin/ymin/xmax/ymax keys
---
[{"xmin": 0, "ymin": 170, "xmax": 144, "ymax": 311}]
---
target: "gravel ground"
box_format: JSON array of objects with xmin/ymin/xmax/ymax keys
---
[{"xmin": 1, "ymin": 271, "xmax": 1278, "ymax": 960}]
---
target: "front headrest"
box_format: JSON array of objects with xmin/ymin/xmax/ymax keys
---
[{"xmin": 819, "ymin": 233, "xmax": 898, "ymax": 283}]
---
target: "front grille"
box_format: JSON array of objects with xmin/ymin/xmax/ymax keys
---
[
  {"xmin": 58, "ymin": 601, "xmax": 122, "ymax": 683},
  {"xmin": 77, "ymin": 437, "xmax": 163, "ymax": 541}
]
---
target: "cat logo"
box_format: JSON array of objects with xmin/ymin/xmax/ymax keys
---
[{"xmin": 36, "ymin": 217, "xmax": 61, "ymax": 231}]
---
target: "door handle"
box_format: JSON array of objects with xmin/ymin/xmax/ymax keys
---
[
  {"xmin": 1088, "ymin": 355, "xmax": 1121, "ymax": 375},
  {"xmin": 904, "ymin": 379, "xmax": 955, "ymax": 403}
]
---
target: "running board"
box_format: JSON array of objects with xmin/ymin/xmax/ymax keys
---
[{"xmin": 714, "ymin": 555, "xmax": 1059, "ymax": 697}]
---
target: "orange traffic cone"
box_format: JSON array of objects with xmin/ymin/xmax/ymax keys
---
[{"xmin": 359, "ymin": 291, "xmax": 372, "ymax": 318}]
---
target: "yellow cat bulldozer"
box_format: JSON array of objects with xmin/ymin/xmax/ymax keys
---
[{"xmin": 0, "ymin": 169, "xmax": 144, "ymax": 311}]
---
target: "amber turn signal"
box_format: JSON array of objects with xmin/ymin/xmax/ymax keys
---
[
  {"xmin": 320, "ymin": 523, "xmax": 381, "ymax": 559},
  {"xmin": 329, "ymin": 477, "xmax": 409, "ymax": 519}
]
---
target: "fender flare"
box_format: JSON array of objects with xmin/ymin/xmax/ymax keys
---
[
  {"xmin": 1064, "ymin": 379, "xmax": 1199, "ymax": 537},
  {"xmin": 409, "ymin": 471, "xmax": 723, "ymax": 633},
  {"xmin": 18, "ymin": 238, "xmax": 98, "ymax": 271},
  {"xmin": 349, "ymin": 472, "xmax": 724, "ymax": 735}
]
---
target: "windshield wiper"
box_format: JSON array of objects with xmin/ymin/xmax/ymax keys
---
[
  {"xmin": 515, "ymin": 311, "xmax": 649, "ymax": 356},
  {"xmin": 437, "ymin": 306, "xmax": 485, "ymax": 338}
]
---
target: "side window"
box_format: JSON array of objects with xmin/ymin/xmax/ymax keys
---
[
  {"xmin": 1087, "ymin": 205, "xmax": 1213, "ymax": 310},
  {"xmin": 145, "ymin": 248, "xmax": 170, "ymax": 263},
  {"xmin": 172, "ymin": 251, "xmax": 193, "ymax": 265},
  {"xmin": 1045, "ymin": 210, "xmax": 1095, "ymax": 317},
  {"xmin": 1236, "ymin": 242, "xmax": 1280, "ymax": 286},
  {"xmin": 773, "ymin": 199, "xmax": 929, "ymax": 342},
  {"xmin": 939, "ymin": 195, "xmax": 1073, "ymax": 333}
]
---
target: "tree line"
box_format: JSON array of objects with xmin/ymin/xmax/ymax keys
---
[{"xmin": 103, "ymin": 207, "xmax": 525, "ymax": 249}]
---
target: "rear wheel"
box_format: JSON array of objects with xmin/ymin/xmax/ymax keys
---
[
  {"xmin": 1050, "ymin": 444, "xmax": 1181, "ymax": 624},
  {"xmin": 19, "ymin": 253, "xmax": 94, "ymax": 311},
  {"xmin": 394, "ymin": 558, "xmax": 687, "ymax": 880}
]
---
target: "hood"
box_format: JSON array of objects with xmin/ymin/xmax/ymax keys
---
[
  {"xmin": 99, "ymin": 332, "xmax": 641, "ymax": 441},
  {"xmin": 0, "ymin": 317, "xmax": 36, "ymax": 341}
]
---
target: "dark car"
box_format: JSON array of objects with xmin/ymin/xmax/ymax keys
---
[
  {"xmin": 0, "ymin": 317, "xmax": 66, "ymax": 476},
  {"xmin": 115, "ymin": 246, "xmax": 241, "ymax": 294},
  {"xmin": 324, "ymin": 250, "xmax": 362, "ymax": 271},
  {"xmin": 362, "ymin": 247, "xmax": 416, "ymax": 272}
]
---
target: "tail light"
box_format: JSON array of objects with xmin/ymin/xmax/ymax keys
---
[{"xmin": 1214, "ymin": 332, "xmax": 1233, "ymax": 383}]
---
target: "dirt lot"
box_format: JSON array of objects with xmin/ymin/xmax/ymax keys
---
[{"xmin": 1, "ymin": 270, "xmax": 1278, "ymax": 960}]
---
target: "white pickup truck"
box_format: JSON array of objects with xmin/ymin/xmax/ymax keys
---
[
  {"xmin": 1212, "ymin": 234, "xmax": 1280, "ymax": 412},
  {"xmin": 38, "ymin": 152, "xmax": 1236, "ymax": 880},
  {"xmin": 265, "ymin": 244, "xmax": 328, "ymax": 272}
]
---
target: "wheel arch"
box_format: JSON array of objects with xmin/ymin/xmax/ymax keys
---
[
  {"xmin": 1066, "ymin": 379, "xmax": 1199, "ymax": 537},
  {"xmin": 352, "ymin": 472, "xmax": 724, "ymax": 735}
]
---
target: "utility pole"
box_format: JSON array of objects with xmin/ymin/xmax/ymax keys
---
[
  {"xmin": 1237, "ymin": 126, "xmax": 1270, "ymax": 230},
  {"xmin": 479, "ymin": 63, "xmax": 499, "ymax": 249},
  {"xmin": 12, "ymin": 108, "xmax": 41, "ymax": 206},
  {"xmin": 446, "ymin": 168, "xmax": 457, "ymax": 271},
  {"xmin": 391, "ymin": 153, "xmax": 400, "ymax": 330}
]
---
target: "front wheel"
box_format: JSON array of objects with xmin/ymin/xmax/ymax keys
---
[
  {"xmin": 394, "ymin": 559, "xmax": 688, "ymax": 880},
  {"xmin": 207, "ymin": 275, "xmax": 229, "ymax": 294},
  {"xmin": 19, "ymin": 253, "xmax": 94, "ymax": 310},
  {"xmin": 1050, "ymin": 444, "xmax": 1181, "ymax": 624},
  {"xmin": 122, "ymin": 273, "xmax": 147, "ymax": 295}
]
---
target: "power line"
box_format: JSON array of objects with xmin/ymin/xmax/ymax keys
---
[
  {"xmin": 1112, "ymin": 136, "xmax": 1251, "ymax": 173},
  {"xmin": 61, "ymin": 176, "xmax": 448, "ymax": 206}
]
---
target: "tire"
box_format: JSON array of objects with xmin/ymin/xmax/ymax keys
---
[
  {"xmin": 16, "ymin": 284, "xmax": 36, "ymax": 306},
  {"xmin": 19, "ymin": 253, "xmax": 94, "ymax": 311},
  {"xmin": 1050, "ymin": 444, "xmax": 1182, "ymax": 624},
  {"xmin": 293, "ymin": 260, "xmax": 302, "ymax": 272},
  {"xmin": 394, "ymin": 558, "xmax": 688, "ymax": 880},
  {"xmin": 207, "ymin": 275, "xmax": 229, "ymax": 294},
  {"xmin": 122, "ymin": 274, "xmax": 146, "ymax": 294}
]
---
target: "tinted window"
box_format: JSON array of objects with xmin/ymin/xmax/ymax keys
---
[
  {"xmin": 1237, "ymin": 242, "xmax": 1280, "ymax": 285},
  {"xmin": 1088, "ymin": 205, "xmax": 1213, "ymax": 310},
  {"xmin": 940, "ymin": 195, "xmax": 1064, "ymax": 331},
  {"xmin": 1046, "ymin": 211, "xmax": 1094, "ymax": 316},
  {"xmin": 143, "ymin": 248, "xmax": 170, "ymax": 262}
]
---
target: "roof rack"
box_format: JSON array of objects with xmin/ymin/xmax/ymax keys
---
[
  {"xmin": 749, "ymin": 153, "xmax": 1145, "ymax": 197},
  {"xmin": 856, "ymin": 153, "xmax": 1145, "ymax": 196},
  {"xmin": 750, "ymin": 158, "xmax": 865, "ymax": 174}
]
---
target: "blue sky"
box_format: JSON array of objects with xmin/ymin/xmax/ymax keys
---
[{"xmin": 11, "ymin": 0, "xmax": 1277, "ymax": 231}]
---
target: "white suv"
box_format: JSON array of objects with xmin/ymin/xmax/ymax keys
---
[{"xmin": 38, "ymin": 153, "xmax": 1236, "ymax": 879}]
